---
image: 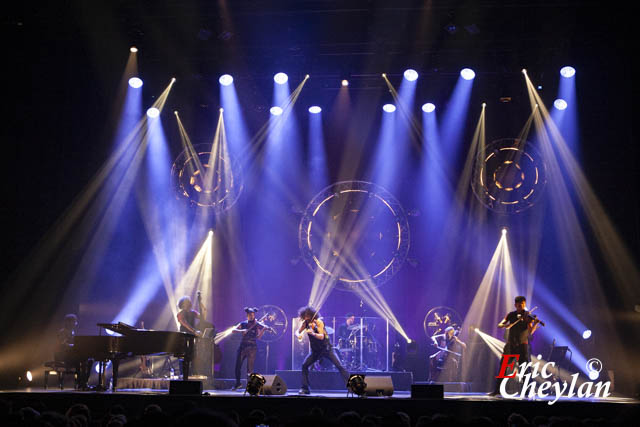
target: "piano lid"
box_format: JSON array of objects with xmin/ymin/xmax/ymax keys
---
[{"xmin": 97, "ymin": 321, "xmax": 139, "ymax": 335}]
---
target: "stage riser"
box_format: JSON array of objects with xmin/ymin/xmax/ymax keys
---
[{"xmin": 275, "ymin": 370, "xmax": 413, "ymax": 391}]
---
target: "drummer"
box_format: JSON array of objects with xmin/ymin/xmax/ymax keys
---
[{"xmin": 337, "ymin": 312, "xmax": 356, "ymax": 348}]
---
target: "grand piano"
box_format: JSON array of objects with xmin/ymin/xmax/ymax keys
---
[{"xmin": 72, "ymin": 322, "xmax": 196, "ymax": 391}]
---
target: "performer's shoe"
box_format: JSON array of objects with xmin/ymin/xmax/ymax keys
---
[
  {"xmin": 487, "ymin": 390, "xmax": 500, "ymax": 397},
  {"xmin": 298, "ymin": 388, "xmax": 310, "ymax": 395},
  {"xmin": 231, "ymin": 384, "xmax": 242, "ymax": 391}
]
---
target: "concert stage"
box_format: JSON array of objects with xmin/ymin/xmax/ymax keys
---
[{"xmin": 1, "ymin": 387, "xmax": 638, "ymax": 426}]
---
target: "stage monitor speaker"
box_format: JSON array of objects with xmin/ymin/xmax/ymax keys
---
[
  {"xmin": 365, "ymin": 376, "xmax": 394, "ymax": 397},
  {"xmin": 261, "ymin": 374, "xmax": 287, "ymax": 395},
  {"xmin": 169, "ymin": 380, "xmax": 203, "ymax": 395},
  {"xmin": 411, "ymin": 383, "xmax": 443, "ymax": 399}
]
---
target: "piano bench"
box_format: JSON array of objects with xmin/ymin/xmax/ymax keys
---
[{"xmin": 44, "ymin": 361, "xmax": 77, "ymax": 390}]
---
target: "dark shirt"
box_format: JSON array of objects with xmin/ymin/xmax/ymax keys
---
[
  {"xmin": 505, "ymin": 310, "xmax": 531, "ymax": 345},
  {"xmin": 178, "ymin": 310, "xmax": 198, "ymax": 333},
  {"xmin": 337, "ymin": 323, "xmax": 351, "ymax": 346},
  {"xmin": 307, "ymin": 321, "xmax": 331, "ymax": 353},
  {"xmin": 238, "ymin": 320, "xmax": 264, "ymax": 347}
]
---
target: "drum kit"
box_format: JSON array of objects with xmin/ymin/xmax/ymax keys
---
[{"xmin": 315, "ymin": 322, "xmax": 383, "ymax": 371}]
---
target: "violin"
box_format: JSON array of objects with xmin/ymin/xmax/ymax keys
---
[{"xmin": 523, "ymin": 310, "xmax": 545, "ymax": 326}]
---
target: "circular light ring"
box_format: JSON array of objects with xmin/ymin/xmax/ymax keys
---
[
  {"xmin": 422, "ymin": 103, "xmax": 436, "ymax": 113},
  {"xmin": 274, "ymin": 72, "xmax": 288, "ymax": 84},
  {"xmin": 219, "ymin": 74, "xmax": 233, "ymax": 86},
  {"xmin": 257, "ymin": 304, "xmax": 288, "ymax": 343},
  {"xmin": 554, "ymin": 99, "xmax": 568, "ymax": 110},
  {"xmin": 471, "ymin": 138, "xmax": 547, "ymax": 214},
  {"xmin": 423, "ymin": 306, "xmax": 463, "ymax": 338},
  {"xmin": 460, "ymin": 68, "xmax": 476, "ymax": 80},
  {"xmin": 128, "ymin": 77, "xmax": 143, "ymax": 88},
  {"xmin": 560, "ymin": 66, "xmax": 576, "ymax": 78},
  {"xmin": 170, "ymin": 143, "xmax": 244, "ymax": 213},
  {"xmin": 382, "ymin": 104, "xmax": 396, "ymax": 113},
  {"xmin": 299, "ymin": 181, "xmax": 410, "ymax": 291},
  {"xmin": 270, "ymin": 106, "xmax": 283, "ymax": 116},
  {"xmin": 308, "ymin": 106, "xmax": 322, "ymax": 114},
  {"xmin": 403, "ymin": 69, "xmax": 419, "ymax": 81},
  {"xmin": 146, "ymin": 107, "xmax": 160, "ymax": 118}
]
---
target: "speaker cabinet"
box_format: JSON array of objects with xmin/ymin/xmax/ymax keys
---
[
  {"xmin": 411, "ymin": 383, "xmax": 443, "ymax": 399},
  {"xmin": 261, "ymin": 374, "xmax": 287, "ymax": 395},
  {"xmin": 364, "ymin": 376, "xmax": 394, "ymax": 397},
  {"xmin": 169, "ymin": 380, "xmax": 203, "ymax": 395}
]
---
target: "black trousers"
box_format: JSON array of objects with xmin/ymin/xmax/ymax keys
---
[
  {"xmin": 494, "ymin": 342, "xmax": 531, "ymax": 393},
  {"xmin": 235, "ymin": 344, "xmax": 257, "ymax": 385},
  {"xmin": 301, "ymin": 348, "xmax": 349, "ymax": 390}
]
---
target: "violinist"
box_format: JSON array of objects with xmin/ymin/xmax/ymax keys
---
[
  {"xmin": 429, "ymin": 326, "xmax": 466, "ymax": 382},
  {"xmin": 490, "ymin": 296, "xmax": 541, "ymax": 395},
  {"xmin": 231, "ymin": 307, "xmax": 274, "ymax": 391},
  {"xmin": 296, "ymin": 305, "xmax": 350, "ymax": 395}
]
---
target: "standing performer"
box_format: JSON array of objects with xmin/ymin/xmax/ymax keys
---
[
  {"xmin": 297, "ymin": 306, "xmax": 350, "ymax": 395},
  {"xmin": 490, "ymin": 295, "xmax": 541, "ymax": 395},
  {"xmin": 176, "ymin": 296, "xmax": 200, "ymax": 335},
  {"xmin": 429, "ymin": 326, "xmax": 466, "ymax": 382},
  {"xmin": 231, "ymin": 307, "xmax": 273, "ymax": 390}
]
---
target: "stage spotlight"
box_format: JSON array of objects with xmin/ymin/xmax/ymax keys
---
[
  {"xmin": 482, "ymin": 102, "xmax": 487, "ymax": 108},
  {"xmin": 382, "ymin": 104, "xmax": 396, "ymax": 113},
  {"xmin": 308, "ymin": 106, "xmax": 322, "ymax": 114},
  {"xmin": 341, "ymin": 79, "xmax": 349, "ymax": 87},
  {"xmin": 501, "ymin": 227, "xmax": 507, "ymax": 236},
  {"xmin": 274, "ymin": 72, "xmax": 288, "ymax": 84},
  {"xmin": 128, "ymin": 77, "xmax": 143, "ymax": 89},
  {"xmin": 589, "ymin": 371, "xmax": 599, "ymax": 381},
  {"xmin": 560, "ymin": 66, "xmax": 576, "ymax": 78},
  {"xmin": 26, "ymin": 371, "xmax": 33, "ymax": 382},
  {"xmin": 582, "ymin": 329, "xmax": 592, "ymax": 339},
  {"xmin": 537, "ymin": 354, "xmax": 543, "ymax": 360},
  {"xmin": 219, "ymin": 107, "xmax": 224, "ymax": 113},
  {"xmin": 403, "ymin": 69, "xmax": 419, "ymax": 81},
  {"xmin": 522, "ymin": 69, "xmax": 527, "ymax": 74},
  {"xmin": 554, "ymin": 99, "xmax": 568, "ymax": 110},
  {"xmin": 460, "ymin": 68, "xmax": 476, "ymax": 80},
  {"xmin": 422, "ymin": 103, "xmax": 436, "ymax": 113},
  {"xmin": 347, "ymin": 374, "xmax": 367, "ymax": 397},
  {"xmin": 246, "ymin": 373, "xmax": 266, "ymax": 396},
  {"xmin": 130, "ymin": 46, "xmax": 138, "ymax": 53},
  {"xmin": 146, "ymin": 107, "xmax": 160, "ymax": 118},
  {"xmin": 270, "ymin": 106, "xmax": 283, "ymax": 116},
  {"xmin": 219, "ymin": 74, "xmax": 233, "ymax": 86}
]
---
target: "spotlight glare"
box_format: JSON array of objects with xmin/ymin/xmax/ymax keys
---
[
  {"xmin": 208, "ymin": 230, "xmax": 214, "ymax": 236},
  {"xmin": 219, "ymin": 74, "xmax": 233, "ymax": 86},
  {"xmin": 553, "ymin": 99, "xmax": 568, "ymax": 110},
  {"xmin": 422, "ymin": 103, "xmax": 436, "ymax": 113},
  {"xmin": 308, "ymin": 106, "xmax": 322, "ymax": 114},
  {"xmin": 582, "ymin": 329, "xmax": 592, "ymax": 339},
  {"xmin": 381, "ymin": 73, "xmax": 386, "ymax": 78},
  {"xmin": 128, "ymin": 77, "xmax": 143, "ymax": 89},
  {"xmin": 146, "ymin": 107, "xmax": 160, "ymax": 118},
  {"xmin": 522, "ymin": 69, "xmax": 527, "ymax": 74},
  {"xmin": 482, "ymin": 102, "xmax": 486, "ymax": 108},
  {"xmin": 560, "ymin": 66, "xmax": 576, "ymax": 78},
  {"xmin": 501, "ymin": 227, "xmax": 507, "ymax": 236},
  {"xmin": 589, "ymin": 370, "xmax": 599, "ymax": 381},
  {"xmin": 270, "ymin": 106, "xmax": 283, "ymax": 116},
  {"xmin": 219, "ymin": 107, "xmax": 224, "ymax": 113},
  {"xmin": 274, "ymin": 72, "xmax": 288, "ymax": 84},
  {"xmin": 130, "ymin": 46, "xmax": 138, "ymax": 53},
  {"xmin": 305, "ymin": 74, "xmax": 310, "ymax": 79},
  {"xmin": 537, "ymin": 354, "xmax": 543, "ymax": 360},
  {"xmin": 26, "ymin": 371, "xmax": 33, "ymax": 382},
  {"xmin": 403, "ymin": 69, "xmax": 419, "ymax": 81},
  {"xmin": 460, "ymin": 68, "xmax": 476, "ymax": 80},
  {"xmin": 341, "ymin": 79, "xmax": 349, "ymax": 87},
  {"xmin": 382, "ymin": 104, "xmax": 396, "ymax": 113},
  {"xmin": 171, "ymin": 77, "xmax": 176, "ymax": 83}
]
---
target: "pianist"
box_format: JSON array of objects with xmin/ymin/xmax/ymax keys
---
[{"xmin": 176, "ymin": 296, "xmax": 201, "ymax": 335}]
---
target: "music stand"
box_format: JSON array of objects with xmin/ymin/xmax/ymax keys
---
[{"xmin": 547, "ymin": 345, "xmax": 571, "ymax": 381}]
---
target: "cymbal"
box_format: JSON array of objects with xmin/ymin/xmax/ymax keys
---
[{"xmin": 325, "ymin": 326, "xmax": 335, "ymax": 335}]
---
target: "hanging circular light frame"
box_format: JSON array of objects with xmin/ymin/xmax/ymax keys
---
[
  {"xmin": 472, "ymin": 138, "xmax": 546, "ymax": 214},
  {"xmin": 299, "ymin": 181, "xmax": 410, "ymax": 291},
  {"xmin": 257, "ymin": 304, "xmax": 288, "ymax": 343},
  {"xmin": 423, "ymin": 306, "xmax": 463, "ymax": 338},
  {"xmin": 171, "ymin": 143, "xmax": 243, "ymax": 213}
]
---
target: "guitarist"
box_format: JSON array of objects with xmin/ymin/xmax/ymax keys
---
[
  {"xmin": 296, "ymin": 305, "xmax": 350, "ymax": 395},
  {"xmin": 231, "ymin": 307, "xmax": 273, "ymax": 390}
]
